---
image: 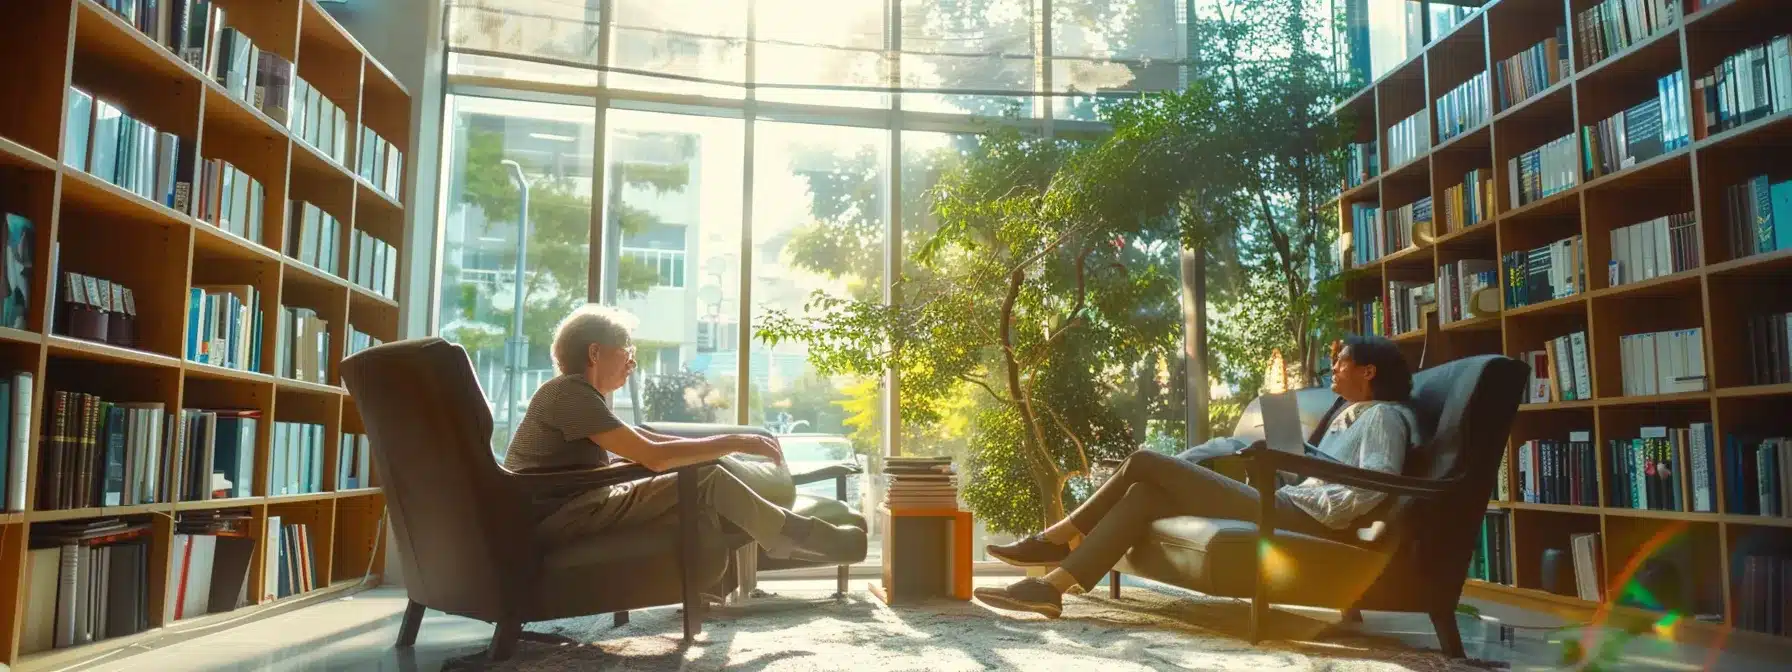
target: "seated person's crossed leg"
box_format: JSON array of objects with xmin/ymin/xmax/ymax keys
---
[
  {"xmin": 975, "ymin": 335, "xmax": 1420, "ymax": 618},
  {"xmin": 509, "ymin": 304, "xmax": 866, "ymax": 563}
]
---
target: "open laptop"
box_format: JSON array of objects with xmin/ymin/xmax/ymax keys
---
[{"xmin": 1258, "ymin": 392, "xmax": 1344, "ymax": 464}]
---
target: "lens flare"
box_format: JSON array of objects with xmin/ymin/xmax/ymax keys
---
[{"xmin": 1573, "ymin": 521, "xmax": 1727, "ymax": 671}]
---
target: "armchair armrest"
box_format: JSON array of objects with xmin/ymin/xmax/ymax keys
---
[
  {"xmin": 508, "ymin": 460, "xmax": 719, "ymax": 493},
  {"xmin": 790, "ymin": 463, "xmax": 862, "ymax": 486},
  {"xmin": 642, "ymin": 422, "xmax": 772, "ymax": 438},
  {"xmin": 1236, "ymin": 441, "xmax": 1450, "ymax": 499}
]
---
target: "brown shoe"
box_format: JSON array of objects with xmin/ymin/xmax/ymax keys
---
[
  {"xmin": 986, "ymin": 535, "xmax": 1070, "ymax": 568},
  {"xmin": 974, "ymin": 578, "xmax": 1063, "ymax": 618}
]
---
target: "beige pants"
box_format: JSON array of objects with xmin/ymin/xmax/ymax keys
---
[{"xmin": 538, "ymin": 465, "xmax": 791, "ymax": 550}]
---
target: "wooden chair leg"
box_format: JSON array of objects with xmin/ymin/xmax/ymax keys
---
[
  {"xmin": 396, "ymin": 600, "xmax": 425, "ymax": 647},
  {"xmin": 1430, "ymin": 610, "xmax": 1466, "ymax": 659},
  {"xmin": 613, "ymin": 611, "xmax": 630, "ymax": 627},
  {"xmin": 1108, "ymin": 571, "xmax": 1121, "ymax": 598},
  {"xmin": 1248, "ymin": 458, "xmax": 1276, "ymax": 645},
  {"xmin": 678, "ymin": 466, "xmax": 703, "ymax": 642},
  {"xmin": 489, "ymin": 619, "xmax": 522, "ymax": 661},
  {"xmin": 1341, "ymin": 608, "xmax": 1364, "ymax": 623}
]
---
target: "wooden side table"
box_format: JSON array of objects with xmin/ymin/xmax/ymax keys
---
[{"xmin": 868, "ymin": 505, "xmax": 973, "ymax": 603}]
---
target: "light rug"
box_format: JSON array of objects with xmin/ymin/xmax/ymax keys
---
[{"xmin": 443, "ymin": 584, "xmax": 1504, "ymax": 671}]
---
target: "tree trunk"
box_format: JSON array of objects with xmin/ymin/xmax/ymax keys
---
[{"xmin": 999, "ymin": 270, "xmax": 1068, "ymax": 528}]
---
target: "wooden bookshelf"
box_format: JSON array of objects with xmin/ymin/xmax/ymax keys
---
[
  {"xmin": 0, "ymin": 0, "xmax": 407, "ymax": 668},
  {"xmin": 1333, "ymin": 0, "xmax": 1792, "ymax": 644}
]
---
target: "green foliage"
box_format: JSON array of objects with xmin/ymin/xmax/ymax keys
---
[{"xmin": 445, "ymin": 127, "xmax": 688, "ymax": 365}]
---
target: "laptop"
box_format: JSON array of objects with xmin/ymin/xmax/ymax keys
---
[
  {"xmin": 1259, "ymin": 392, "xmax": 1345, "ymax": 464},
  {"xmin": 1258, "ymin": 391, "xmax": 1307, "ymax": 455}
]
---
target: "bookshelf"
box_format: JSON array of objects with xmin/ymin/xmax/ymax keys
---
[
  {"xmin": 1333, "ymin": 0, "xmax": 1792, "ymax": 646},
  {"xmin": 0, "ymin": 0, "xmax": 408, "ymax": 668}
]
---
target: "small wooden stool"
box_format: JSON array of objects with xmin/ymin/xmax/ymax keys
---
[{"xmin": 868, "ymin": 506, "xmax": 973, "ymax": 603}]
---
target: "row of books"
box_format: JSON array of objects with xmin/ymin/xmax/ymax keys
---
[
  {"xmin": 1436, "ymin": 71, "xmax": 1490, "ymax": 143},
  {"xmin": 276, "ymin": 308, "xmax": 331, "ymax": 385},
  {"xmin": 1383, "ymin": 281, "xmax": 1435, "ymax": 336},
  {"xmin": 1435, "ymin": 259, "xmax": 1496, "ymax": 324},
  {"xmin": 339, "ymin": 432, "xmax": 373, "ymax": 490},
  {"xmin": 166, "ymin": 511, "xmax": 258, "ymax": 624},
  {"xmin": 293, "ymin": 77, "xmax": 352, "ymax": 166},
  {"xmin": 55, "ymin": 272, "xmax": 140, "ymax": 350},
  {"xmin": 213, "ymin": 22, "xmax": 290, "ymax": 121},
  {"xmin": 1358, "ymin": 298, "xmax": 1388, "ymax": 338},
  {"xmin": 1692, "ymin": 35, "xmax": 1792, "ymax": 139},
  {"xmin": 38, "ymin": 394, "xmax": 172, "ymax": 510},
  {"xmin": 63, "ymin": 89, "xmax": 185, "ymax": 209},
  {"xmin": 350, "ymin": 230, "xmax": 401, "ymax": 299},
  {"xmin": 196, "ymin": 159, "xmax": 267, "ymax": 244},
  {"xmin": 345, "ymin": 328, "xmax": 384, "ymax": 358},
  {"xmin": 1619, "ymin": 327, "xmax": 1707, "ymax": 396},
  {"xmin": 1348, "ymin": 198, "xmax": 1427, "ymax": 266},
  {"xmin": 1344, "ymin": 140, "xmax": 1378, "ymax": 188},
  {"xmin": 1469, "ymin": 510, "xmax": 1511, "ymax": 585},
  {"xmin": 357, "ymin": 128, "xmax": 405, "ymax": 200},
  {"xmin": 287, "ymin": 202, "xmax": 346, "ymax": 276},
  {"xmin": 1735, "ymin": 552, "xmax": 1791, "ymax": 635},
  {"xmin": 269, "ymin": 519, "xmax": 324, "ymax": 599},
  {"xmin": 1582, "ymin": 71, "xmax": 1689, "ymax": 180},
  {"xmin": 173, "ymin": 409, "xmax": 259, "ymax": 502},
  {"xmin": 21, "ymin": 519, "xmax": 152, "ymax": 652},
  {"xmin": 1609, "ymin": 424, "xmax": 1713, "ymax": 512},
  {"xmin": 1501, "ymin": 234, "xmax": 1586, "ymax": 310},
  {"xmin": 1569, "ymin": 533, "xmax": 1605, "ymax": 601},
  {"xmin": 1573, "ymin": 0, "xmax": 1679, "ymax": 69},
  {"xmin": 1721, "ymin": 174, "xmax": 1792, "ymax": 261},
  {"xmin": 1526, "ymin": 330, "xmax": 1593, "ymax": 403},
  {"xmin": 885, "ymin": 456, "xmax": 956, "ymax": 510},
  {"xmin": 1747, "ymin": 312, "xmax": 1792, "ymax": 386},
  {"xmin": 1507, "ymin": 133, "xmax": 1580, "ymax": 209},
  {"xmin": 186, "ymin": 286, "xmax": 263, "ymax": 373},
  {"xmin": 1385, "ymin": 110, "xmax": 1429, "ymax": 169},
  {"xmin": 1437, "ymin": 168, "xmax": 1493, "ymax": 234},
  {"xmin": 271, "ymin": 422, "xmax": 329, "ymax": 496},
  {"xmin": 1608, "ymin": 212, "xmax": 1699, "ymax": 286},
  {"xmin": 0, "ymin": 373, "xmax": 32, "ymax": 511},
  {"xmin": 1494, "ymin": 29, "xmax": 1569, "ymax": 111},
  {"xmin": 1516, "ymin": 434, "xmax": 1598, "ymax": 506},
  {"xmin": 1727, "ymin": 436, "xmax": 1790, "ymax": 517}
]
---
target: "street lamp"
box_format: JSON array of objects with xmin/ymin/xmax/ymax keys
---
[{"xmin": 499, "ymin": 160, "xmax": 532, "ymax": 443}]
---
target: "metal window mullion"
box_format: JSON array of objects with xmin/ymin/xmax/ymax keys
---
[
  {"xmin": 884, "ymin": 0, "xmax": 903, "ymax": 458},
  {"xmin": 1039, "ymin": 0, "xmax": 1053, "ymax": 135},
  {"xmin": 589, "ymin": 0, "xmax": 616, "ymax": 302},
  {"xmin": 737, "ymin": 0, "xmax": 758, "ymax": 426}
]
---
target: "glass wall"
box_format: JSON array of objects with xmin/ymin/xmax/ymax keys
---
[
  {"xmin": 432, "ymin": 1, "xmax": 1211, "ymax": 559},
  {"xmin": 1336, "ymin": 0, "xmax": 1487, "ymax": 88},
  {"xmin": 434, "ymin": 96, "xmax": 597, "ymax": 454}
]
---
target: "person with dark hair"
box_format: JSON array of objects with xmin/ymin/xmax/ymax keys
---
[{"xmin": 973, "ymin": 335, "xmax": 1421, "ymax": 618}]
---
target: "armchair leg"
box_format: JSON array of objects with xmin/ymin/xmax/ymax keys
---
[
  {"xmin": 613, "ymin": 611, "xmax": 630, "ymax": 627},
  {"xmin": 489, "ymin": 619, "xmax": 522, "ymax": 661},
  {"xmin": 1248, "ymin": 458, "xmax": 1276, "ymax": 646},
  {"xmin": 836, "ymin": 563, "xmax": 849, "ymax": 597},
  {"xmin": 1108, "ymin": 571, "xmax": 1121, "ymax": 599},
  {"xmin": 1341, "ymin": 608, "xmax": 1364, "ymax": 623},
  {"xmin": 678, "ymin": 466, "xmax": 704, "ymax": 642},
  {"xmin": 396, "ymin": 600, "xmax": 425, "ymax": 647},
  {"xmin": 1429, "ymin": 610, "xmax": 1466, "ymax": 659}
]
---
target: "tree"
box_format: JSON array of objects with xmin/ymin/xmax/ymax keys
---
[{"xmin": 444, "ymin": 125, "xmax": 687, "ymax": 367}]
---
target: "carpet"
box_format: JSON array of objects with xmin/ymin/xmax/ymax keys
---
[{"xmin": 443, "ymin": 584, "xmax": 1505, "ymax": 671}]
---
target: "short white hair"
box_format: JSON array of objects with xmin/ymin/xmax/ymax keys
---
[{"xmin": 552, "ymin": 304, "xmax": 639, "ymax": 374}]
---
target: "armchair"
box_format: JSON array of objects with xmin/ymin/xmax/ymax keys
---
[
  {"xmin": 340, "ymin": 338, "xmax": 752, "ymax": 661},
  {"xmin": 1108, "ymin": 354, "xmax": 1528, "ymax": 658}
]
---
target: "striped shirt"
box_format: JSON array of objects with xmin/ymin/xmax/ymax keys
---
[{"xmin": 503, "ymin": 374, "xmax": 626, "ymax": 473}]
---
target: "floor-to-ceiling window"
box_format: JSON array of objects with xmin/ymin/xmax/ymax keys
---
[{"xmin": 433, "ymin": 0, "xmax": 1203, "ymax": 564}]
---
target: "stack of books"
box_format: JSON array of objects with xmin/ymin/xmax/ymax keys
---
[{"xmin": 884, "ymin": 457, "xmax": 957, "ymax": 510}]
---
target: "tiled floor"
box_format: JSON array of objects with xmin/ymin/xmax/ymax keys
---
[{"xmin": 80, "ymin": 572, "xmax": 1787, "ymax": 671}]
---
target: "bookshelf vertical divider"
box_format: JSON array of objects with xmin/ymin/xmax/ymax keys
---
[
  {"xmin": 1334, "ymin": 0, "xmax": 1792, "ymax": 648},
  {"xmin": 0, "ymin": 0, "xmax": 407, "ymax": 668}
]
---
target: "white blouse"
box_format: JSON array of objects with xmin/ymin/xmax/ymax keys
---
[{"xmin": 1281, "ymin": 401, "xmax": 1421, "ymax": 530}]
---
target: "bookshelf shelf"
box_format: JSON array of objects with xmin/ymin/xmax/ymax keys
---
[
  {"xmin": 0, "ymin": 137, "xmax": 55, "ymax": 171},
  {"xmin": 0, "ymin": 0, "xmax": 409, "ymax": 667},
  {"xmin": 1335, "ymin": 0, "xmax": 1792, "ymax": 641}
]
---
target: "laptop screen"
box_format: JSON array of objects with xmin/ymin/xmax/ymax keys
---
[{"xmin": 1259, "ymin": 391, "xmax": 1306, "ymax": 454}]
